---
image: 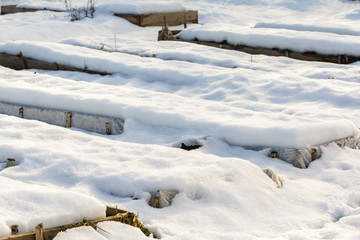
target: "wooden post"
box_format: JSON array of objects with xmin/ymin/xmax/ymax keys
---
[
  {"xmin": 35, "ymin": 223, "xmax": 44, "ymax": 240},
  {"xmin": 153, "ymin": 196, "xmax": 159, "ymax": 208},
  {"xmin": 19, "ymin": 52, "xmax": 28, "ymax": 69},
  {"xmin": 270, "ymin": 151, "xmax": 278, "ymax": 158},
  {"xmin": 311, "ymin": 148, "xmax": 317, "ymax": 161},
  {"xmin": 65, "ymin": 112, "xmax": 72, "ymax": 128},
  {"xmin": 19, "ymin": 107, "xmax": 24, "ymax": 118},
  {"xmin": 6, "ymin": 158, "xmax": 15, "ymax": 168},
  {"xmin": 10, "ymin": 225, "xmax": 18, "ymax": 235},
  {"xmin": 105, "ymin": 122, "xmax": 111, "ymax": 135}
]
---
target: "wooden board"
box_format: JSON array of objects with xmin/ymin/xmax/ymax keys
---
[
  {"xmin": 0, "ymin": 53, "xmax": 109, "ymax": 75},
  {"xmin": 1, "ymin": 5, "xmax": 64, "ymax": 15},
  {"xmin": 159, "ymin": 31, "xmax": 360, "ymax": 64},
  {"xmin": 115, "ymin": 10, "xmax": 198, "ymax": 27}
]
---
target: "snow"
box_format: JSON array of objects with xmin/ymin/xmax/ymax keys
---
[
  {"xmin": 178, "ymin": 25, "xmax": 360, "ymax": 56},
  {"xmin": 1, "ymin": 0, "xmax": 360, "ymax": 239},
  {"xmin": 54, "ymin": 222, "xmax": 149, "ymax": 240},
  {"xmin": 16, "ymin": 0, "xmax": 186, "ymax": 15},
  {"xmin": 0, "ymin": 176, "xmax": 105, "ymax": 234},
  {"xmin": 254, "ymin": 22, "xmax": 360, "ymax": 36}
]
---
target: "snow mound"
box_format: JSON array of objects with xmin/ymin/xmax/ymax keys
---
[
  {"xmin": 254, "ymin": 22, "xmax": 360, "ymax": 36},
  {"xmin": 220, "ymin": 120, "xmax": 360, "ymax": 148},
  {"xmin": 54, "ymin": 222, "xmax": 148, "ymax": 240},
  {"xmin": 0, "ymin": 176, "xmax": 105, "ymax": 237},
  {"xmin": 178, "ymin": 25, "xmax": 360, "ymax": 56},
  {"xmin": 17, "ymin": 0, "xmax": 186, "ymax": 15}
]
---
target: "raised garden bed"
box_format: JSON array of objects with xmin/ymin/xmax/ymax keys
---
[
  {"xmin": 0, "ymin": 206, "xmax": 151, "ymax": 240},
  {"xmin": 0, "ymin": 52, "xmax": 109, "ymax": 75},
  {"xmin": 115, "ymin": 10, "xmax": 198, "ymax": 27},
  {"xmin": 1, "ymin": 5, "xmax": 198, "ymax": 27},
  {"xmin": 159, "ymin": 30, "xmax": 360, "ymax": 64}
]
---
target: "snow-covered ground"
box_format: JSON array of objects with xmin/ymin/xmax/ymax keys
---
[{"xmin": 1, "ymin": 0, "xmax": 360, "ymax": 239}]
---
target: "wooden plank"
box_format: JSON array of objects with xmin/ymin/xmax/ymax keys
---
[
  {"xmin": 141, "ymin": 10, "xmax": 198, "ymax": 27},
  {"xmin": 0, "ymin": 53, "xmax": 110, "ymax": 75},
  {"xmin": 115, "ymin": 10, "xmax": 198, "ymax": 27},
  {"xmin": 163, "ymin": 34, "xmax": 360, "ymax": 64},
  {"xmin": 113, "ymin": 14, "xmax": 141, "ymax": 26},
  {"xmin": 0, "ymin": 213, "xmax": 135, "ymax": 240},
  {"xmin": 1, "ymin": 5, "xmax": 64, "ymax": 15}
]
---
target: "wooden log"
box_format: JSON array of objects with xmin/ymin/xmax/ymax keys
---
[
  {"xmin": 0, "ymin": 53, "xmax": 110, "ymax": 76},
  {"xmin": 161, "ymin": 34, "xmax": 360, "ymax": 64},
  {"xmin": 1, "ymin": 5, "xmax": 64, "ymax": 15},
  {"xmin": 115, "ymin": 10, "xmax": 198, "ymax": 27}
]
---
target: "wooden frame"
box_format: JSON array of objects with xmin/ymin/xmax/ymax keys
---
[
  {"xmin": 114, "ymin": 10, "xmax": 198, "ymax": 27},
  {"xmin": 0, "ymin": 5, "xmax": 64, "ymax": 15},
  {"xmin": 1, "ymin": 5, "xmax": 198, "ymax": 28},
  {"xmin": 0, "ymin": 207, "xmax": 149, "ymax": 240},
  {"xmin": 158, "ymin": 30, "xmax": 360, "ymax": 64},
  {"xmin": 0, "ymin": 52, "xmax": 109, "ymax": 75}
]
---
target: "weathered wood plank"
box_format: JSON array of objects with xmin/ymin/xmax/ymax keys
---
[
  {"xmin": 114, "ymin": 13, "xmax": 141, "ymax": 26},
  {"xmin": 1, "ymin": 5, "xmax": 64, "ymax": 15},
  {"xmin": 160, "ymin": 32, "xmax": 360, "ymax": 64},
  {"xmin": 115, "ymin": 10, "xmax": 198, "ymax": 27},
  {"xmin": 0, "ymin": 53, "xmax": 110, "ymax": 75}
]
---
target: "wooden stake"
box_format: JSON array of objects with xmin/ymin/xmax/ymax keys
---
[
  {"xmin": 35, "ymin": 223, "xmax": 46, "ymax": 240},
  {"xmin": 18, "ymin": 52, "xmax": 28, "ymax": 69},
  {"xmin": 19, "ymin": 107, "xmax": 24, "ymax": 118},
  {"xmin": 6, "ymin": 158, "xmax": 15, "ymax": 168},
  {"xmin": 11, "ymin": 225, "xmax": 18, "ymax": 235},
  {"xmin": 311, "ymin": 148, "xmax": 317, "ymax": 161},
  {"xmin": 65, "ymin": 112, "xmax": 72, "ymax": 128},
  {"xmin": 270, "ymin": 151, "xmax": 278, "ymax": 158},
  {"xmin": 105, "ymin": 122, "xmax": 111, "ymax": 135},
  {"xmin": 153, "ymin": 196, "xmax": 159, "ymax": 208}
]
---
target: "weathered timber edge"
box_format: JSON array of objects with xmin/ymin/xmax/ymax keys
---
[
  {"xmin": 0, "ymin": 101, "xmax": 124, "ymax": 135},
  {"xmin": 0, "ymin": 206, "xmax": 147, "ymax": 240},
  {"xmin": 0, "ymin": 52, "xmax": 110, "ymax": 75},
  {"xmin": 114, "ymin": 10, "xmax": 198, "ymax": 27},
  {"xmin": 158, "ymin": 31, "xmax": 360, "ymax": 64},
  {"xmin": 0, "ymin": 5, "xmax": 64, "ymax": 15}
]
